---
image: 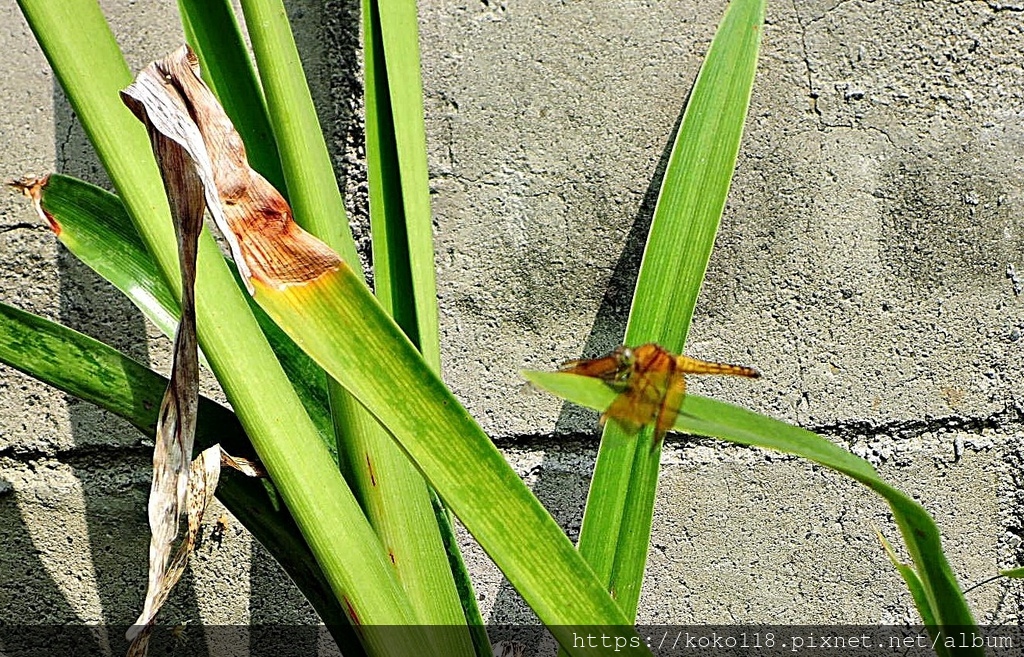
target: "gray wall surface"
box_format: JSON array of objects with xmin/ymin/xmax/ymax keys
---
[{"xmin": 1, "ymin": 0, "xmax": 1022, "ymax": 650}]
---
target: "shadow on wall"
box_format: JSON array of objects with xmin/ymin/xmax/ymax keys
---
[
  {"xmin": 2, "ymin": 1, "xmax": 362, "ymax": 655},
  {"xmin": 485, "ymin": 107, "xmax": 686, "ymax": 628}
]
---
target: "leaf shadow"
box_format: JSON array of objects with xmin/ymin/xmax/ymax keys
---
[
  {"xmin": 5, "ymin": 2, "xmax": 339, "ymax": 652},
  {"xmin": 487, "ymin": 105, "xmax": 686, "ymax": 622}
]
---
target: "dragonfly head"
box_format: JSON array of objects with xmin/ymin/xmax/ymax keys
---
[{"xmin": 610, "ymin": 346, "xmax": 636, "ymax": 383}]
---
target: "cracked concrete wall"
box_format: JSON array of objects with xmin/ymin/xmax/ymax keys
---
[{"xmin": 1, "ymin": 0, "xmax": 1022, "ymax": 646}]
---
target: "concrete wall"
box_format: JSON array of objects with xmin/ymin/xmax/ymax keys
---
[{"xmin": 1, "ymin": 0, "xmax": 1022, "ymax": 648}]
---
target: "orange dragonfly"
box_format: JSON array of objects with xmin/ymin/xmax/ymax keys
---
[{"xmin": 559, "ymin": 343, "xmax": 760, "ymax": 446}]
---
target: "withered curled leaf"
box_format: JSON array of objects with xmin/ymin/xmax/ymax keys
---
[
  {"xmin": 120, "ymin": 45, "xmax": 269, "ymax": 655},
  {"xmin": 122, "ymin": 49, "xmax": 205, "ymax": 652},
  {"xmin": 126, "ymin": 446, "xmax": 221, "ymax": 657},
  {"xmin": 121, "ymin": 45, "xmax": 341, "ymax": 294}
]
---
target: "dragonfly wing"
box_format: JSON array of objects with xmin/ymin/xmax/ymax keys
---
[
  {"xmin": 654, "ymin": 371, "xmax": 686, "ymax": 446},
  {"xmin": 602, "ymin": 348, "xmax": 672, "ymax": 437},
  {"xmin": 560, "ymin": 352, "xmax": 630, "ymax": 389},
  {"xmin": 559, "ymin": 343, "xmax": 757, "ymax": 443},
  {"xmin": 602, "ymin": 392, "xmax": 648, "ymax": 435}
]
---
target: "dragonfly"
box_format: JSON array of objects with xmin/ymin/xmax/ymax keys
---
[{"xmin": 559, "ymin": 343, "xmax": 760, "ymax": 446}]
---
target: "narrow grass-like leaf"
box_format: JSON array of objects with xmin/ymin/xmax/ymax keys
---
[
  {"xmin": 432, "ymin": 488, "xmax": 491, "ymax": 653},
  {"xmin": 364, "ymin": 0, "xmax": 417, "ymax": 345},
  {"xmin": 572, "ymin": 0, "xmax": 767, "ymax": 619},
  {"xmin": 241, "ymin": 0, "xmax": 472, "ymax": 645},
  {"xmin": 23, "ymin": 173, "xmax": 335, "ymax": 457},
  {"xmin": 524, "ymin": 370, "xmax": 980, "ymax": 637},
  {"xmin": 363, "ymin": 0, "xmax": 482, "ymax": 645},
  {"xmin": 364, "ymin": 0, "xmax": 441, "ymax": 370},
  {"xmin": 0, "ymin": 301, "xmax": 363, "ymax": 654},
  {"xmin": 142, "ymin": 46, "xmax": 647, "ymax": 654},
  {"xmin": 878, "ymin": 546, "xmax": 952, "ymax": 657},
  {"xmin": 878, "ymin": 532, "xmax": 940, "ymax": 633},
  {"xmin": 177, "ymin": 0, "xmax": 286, "ymax": 194},
  {"xmin": 1001, "ymin": 568, "xmax": 1024, "ymax": 578},
  {"xmin": 18, "ymin": 4, "xmax": 423, "ymax": 651}
]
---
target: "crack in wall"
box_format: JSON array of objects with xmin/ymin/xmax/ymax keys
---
[
  {"xmin": 56, "ymin": 116, "xmax": 75, "ymax": 170},
  {"xmin": 0, "ymin": 222, "xmax": 41, "ymax": 234},
  {"xmin": 0, "ymin": 442, "xmax": 152, "ymax": 464},
  {"xmin": 784, "ymin": 2, "xmax": 903, "ymax": 150},
  {"xmin": 1, "ymin": 405, "xmax": 1019, "ymax": 465},
  {"xmin": 790, "ymin": 0, "xmax": 822, "ymax": 120},
  {"xmin": 496, "ymin": 406, "xmax": 1023, "ymax": 450}
]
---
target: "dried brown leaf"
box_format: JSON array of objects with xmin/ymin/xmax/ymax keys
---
[
  {"xmin": 127, "ymin": 446, "xmax": 222, "ymax": 656},
  {"xmin": 120, "ymin": 45, "xmax": 342, "ymax": 294},
  {"xmin": 120, "ymin": 45, "xmax": 267, "ymax": 656},
  {"xmin": 121, "ymin": 50, "xmax": 206, "ymax": 649},
  {"xmin": 220, "ymin": 449, "xmax": 267, "ymax": 478}
]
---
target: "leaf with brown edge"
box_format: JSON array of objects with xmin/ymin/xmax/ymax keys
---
[
  {"xmin": 119, "ymin": 43, "xmax": 648, "ymax": 655},
  {"xmin": 121, "ymin": 51, "xmax": 234, "ymax": 655},
  {"xmin": 120, "ymin": 45, "xmax": 343, "ymax": 294},
  {"xmin": 8, "ymin": 176, "xmax": 61, "ymax": 234}
]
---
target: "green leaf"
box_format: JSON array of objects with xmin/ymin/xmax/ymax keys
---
[
  {"xmin": 31, "ymin": 174, "xmax": 178, "ymax": 340},
  {"xmin": 525, "ymin": 369, "xmax": 980, "ymax": 638},
  {"xmin": 363, "ymin": 0, "xmax": 482, "ymax": 646},
  {"xmin": 574, "ymin": 0, "xmax": 767, "ymax": 619},
  {"xmin": 17, "ymin": 3, "xmax": 426, "ymax": 651},
  {"xmin": 0, "ymin": 300, "xmax": 363, "ymax": 656},
  {"xmin": 877, "ymin": 532, "xmax": 940, "ymax": 640},
  {"xmin": 252, "ymin": 269, "xmax": 648, "ymax": 657},
  {"xmin": 364, "ymin": 0, "xmax": 440, "ymax": 371},
  {"xmin": 237, "ymin": 0, "xmax": 473, "ymax": 647},
  {"xmin": 1000, "ymin": 567, "xmax": 1024, "ymax": 578}
]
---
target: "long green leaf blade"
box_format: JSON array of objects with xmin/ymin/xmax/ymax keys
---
[
  {"xmin": 252, "ymin": 272, "xmax": 646, "ymax": 656},
  {"xmin": 25, "ymin": 175, "xmax": 177, "ymax": 338},
  {"xmin": 240, "ymin": 0, "xmax": 472, "ymax": 647},
  {"xmin": 363, "ymin": 0, "xmax": 482, "ymax": 647},
  {"xmin": 878, "ymin": 532, "xmax": 940, "ymax": 634},
  {"xmin": 0, "ymin": 301, "xmax": 364, "ymax": 655},
  {"xmin": 575, "ymin": 0, "xmax": 766, "ymax": 619},
  {"xmin": 525, "ymin": 369, "xmax": 980, "ymax": 637},
  {"xmin": 366, "ymin": 0, "xmax": 440, "ymax": 371},
  {"xmin": 17, "ymin": 3, "xmax": 423, "ymax": 651}
]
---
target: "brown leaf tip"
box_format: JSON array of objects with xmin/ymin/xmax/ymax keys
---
[
  {"xmin": 6, "ymin": 175, "xmax": 48, "ymax": 197},
  {"xmin": 122, "ymin": 44, "xmax": 341, "ymax": 293},
  {"xmin": 7, "ymin": 175, "xmax": 60, "ymax": 235}
]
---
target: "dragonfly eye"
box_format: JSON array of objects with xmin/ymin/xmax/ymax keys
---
[{"xmin": 610, "ymin": 346, "xmax": 636, "ymax": 384}]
